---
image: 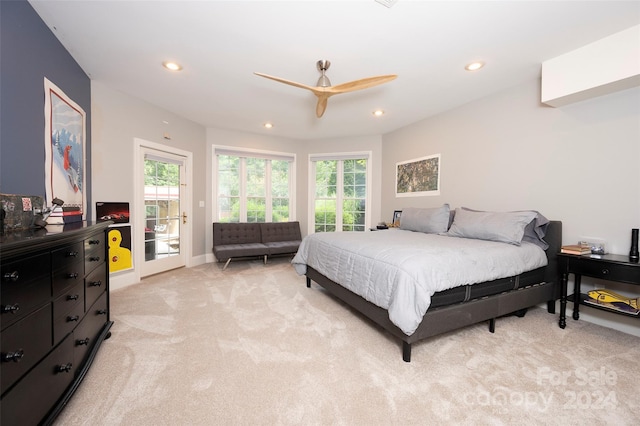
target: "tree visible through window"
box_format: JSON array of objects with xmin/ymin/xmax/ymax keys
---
[
  {"xmin": 216, "ymin": 152, "xmax": 293, "ymax": 223},
  {"xmin": 313, "ymin": 157, "xmax": 368, "ymax": 233}
]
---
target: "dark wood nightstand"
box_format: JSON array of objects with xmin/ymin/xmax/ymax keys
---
[{"xmin": 557, "ymin": 253, "xmax": 640, "ymax": 324}]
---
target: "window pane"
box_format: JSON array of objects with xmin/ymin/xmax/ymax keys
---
[
  {"xmin": 272, "ymin": 198, "xmax": 289, "ymax": 222},
  {"xmin": 247, "ymin": 197, "xmax": 266, "ymax": 223},
  {"xmin": 219, "ymin": 197, "xmax": 239, "ymax": 222},
  {"xmin": 314, "ymin": 157, "xmax": 366, "ymax": 234},
  {"xmin": 246, "ymin": 158, "xmax": 266, "ymax": 197},
  {"xmin": 218, "ymin": 156, "xmax": 240, "ymax": 197},
  {"xmin": 271, "ymin": 160, "xmax": 290, "ymax": 198}
]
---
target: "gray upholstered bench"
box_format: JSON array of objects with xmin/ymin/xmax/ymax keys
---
[{"xmin": 212, "ymin": 221, "xmax": 301, "ymax": 270}]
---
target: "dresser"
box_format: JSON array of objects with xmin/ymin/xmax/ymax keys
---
[{"xmin": 0, "ymin": 221, "xmax": 113, "ymax": 425}]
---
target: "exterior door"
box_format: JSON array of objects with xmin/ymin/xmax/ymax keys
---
[{"xmin": 138, "ymin": 145, "xmax": 189, "ymax": 278}]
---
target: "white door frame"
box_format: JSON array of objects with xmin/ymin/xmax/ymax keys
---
[{"xmin": 133, "ymin": 138, "xmax": 193, "ymax": 281}]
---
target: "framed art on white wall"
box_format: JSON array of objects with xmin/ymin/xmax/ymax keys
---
[{"xmin": 395, "ymin": 153, "xmax": 440, "ymax": 197}]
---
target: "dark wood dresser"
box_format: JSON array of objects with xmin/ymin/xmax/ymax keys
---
[{"xmin": 0, "ymin": 221, "xmax": 113, "ymax": 425}]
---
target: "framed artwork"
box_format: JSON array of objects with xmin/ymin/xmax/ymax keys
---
[
  {"xmin": 96, "ymin": 202, "xmax": 130, "ymax": 223},
  {"xmin": 44, "ymin": 78, "xmax": 86, "ymax": 223},
  {"xmin": 395, "ymin": 154, "xmax": 441, "ymax": 197},
  {"xmin": 392, "ymin": 210, "xmax": 402, "ymax": 227}
]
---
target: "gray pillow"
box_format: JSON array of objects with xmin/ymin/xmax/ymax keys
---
[
  {"xmin": 446, "ymin": 208, "xmax": 537, "ymax": 245},
  {"xmin": 399, "ymin": 204, "xmax": 450, "ymax": 234}
]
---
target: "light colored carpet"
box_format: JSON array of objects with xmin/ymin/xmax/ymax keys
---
[{"xmin": 54, "ymin": 258, "xmax": 639, "ymax": 425}]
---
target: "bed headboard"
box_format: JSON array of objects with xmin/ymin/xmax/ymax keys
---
[{"xmin": 544, "ymin": 220, "xmax": 562, "ymax": 284}]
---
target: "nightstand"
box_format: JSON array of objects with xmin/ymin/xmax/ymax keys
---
[{"xmin": 557, "ymin": 253, "xmax": 640, "ymax": 323}]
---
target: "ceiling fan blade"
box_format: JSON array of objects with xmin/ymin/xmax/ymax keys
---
[
  {"xmin": 330, "ymin": 74, "xmax": 397, "ymax": 94},
  {"xmin": 315, "ymin": 94, "xmax": 330, "ymax": 118},
  {"xmin": 254, "ymin": 72, "xmax": 316, "ymax": 92}
]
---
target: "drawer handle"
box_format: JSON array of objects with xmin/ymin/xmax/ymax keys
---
[
  {"xmin": 67, "ymin": 294, "xmax": 79, "ymax": 301},
  {"xmin": 57, "ymin": 363, "xmax": 73, "ymax": 373},
  {"xmin": 2, "ymin": 349, "xmax": 24, "ymax": 363},
  {"xmin": 90, "ymin": 256, "xmax": 101, "ymax": 262},
  {"xmin": 77, "ymin": 338, "xmax": 90, "ymax": 346},
  {"xmin": 2, "ymin": 303, "xmax": 20, "ymax": 314},
  {"xmin": 89, "ymin": 239, "xmax": 101, "ymax": 245},
  {"xmin": 66, "ymin": 251, "xmax": 79, "ymax": 257},
  {"xmin": 97, "ymin": 309, "xmax": 107, "ymax": 315},
  {"xmin": 67, "ymin": 272, "xmax": 79, "ymax": 279},
  {"xmin": 67, "ymin": 315, "xmax": 80, "ymax": 322},
  {"xmin": 3, "ymin": 271, "xmax": 19, "ymax": 282},
  {"xmin": 89, "ymin": 280, "xmax": 102, "ymax": 287},
  {"xmin": 601, "ymin": 268, "xmax": 610, "ymax": 275}
]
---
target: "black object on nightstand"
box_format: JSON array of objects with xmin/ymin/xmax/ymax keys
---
[{"xmin": 558, "ymin": 253, "xmax": 640, "ymax": 323}]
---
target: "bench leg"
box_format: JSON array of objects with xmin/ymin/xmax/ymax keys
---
[
  {"xmin": 489, "ymin": 318, "xmax": 496, "ymax": 333},
  {"xmin": 223, "ymin": 258, "xmax": 231, "ymax": 271},
  {"xmin": 306, "ymin": 277, "xmax": 311, "ymax": 288},
  {"xmin": 264, "ymin": 255, "xmax": 267, "ymax": 264}
]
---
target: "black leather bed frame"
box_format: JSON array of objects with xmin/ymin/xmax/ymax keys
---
[{"xmin": 304, "ymin": 221, "xmax": 564, "ymax": 362}]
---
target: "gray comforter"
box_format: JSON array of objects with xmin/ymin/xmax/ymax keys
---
[{"xmin": 291, "ymin": 230, "xmax": 548, "ymax": 336}]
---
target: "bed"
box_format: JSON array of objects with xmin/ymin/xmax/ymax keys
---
[{"xmin": 292, "ymin": 205, "xmax": 564, "ymax": 362}]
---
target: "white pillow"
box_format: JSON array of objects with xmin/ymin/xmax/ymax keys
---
[
  {"xmin": 399, "ymin": 204, "xmax": 450, "ymax": 234},
  {"xmin": 446, "ymin": 208, "xmax": 537, "ymax": 245}
]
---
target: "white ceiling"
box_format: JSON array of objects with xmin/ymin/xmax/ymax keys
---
[{"xmin": 29, "ymin": 1, "xmax": 640, "ymax": 141}]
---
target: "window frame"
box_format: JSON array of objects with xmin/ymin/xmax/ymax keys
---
[
  {"xmin": 308, "ymin": 151, "xmax": 372, "ymax": 234},
  {"xmin": 213, "ymin": 145, "xmax": 296, "ymax": 223}
]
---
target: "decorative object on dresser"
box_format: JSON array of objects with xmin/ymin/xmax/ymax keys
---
[
  {"xmin": 0, "ymin": 221, "xmax": 113, "ymax": 425},
  {"xmin": 630, "ymin": 228, "xmax": 639, "ymax": 262},
  {"xmin": 560, "ymin": 243, "xmax": 591, "ymax": 255}
]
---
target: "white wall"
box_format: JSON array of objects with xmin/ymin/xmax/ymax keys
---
[
  {"xmin": 381, "ymin": 79, "xmax": 640, "ymax": 336},
  {"xmin": 91, "ymin": 81, "xmax": 207, "ymax": 288}
]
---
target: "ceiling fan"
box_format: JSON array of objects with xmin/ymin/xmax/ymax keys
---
[{"xmin": 254, "ymin": 60, "xmax": 397, "ymax": 118}]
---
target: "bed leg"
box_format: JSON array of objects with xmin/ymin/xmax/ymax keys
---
[
  {"xmin": 489, "ymin": 318, "xmax": 496, "ymax": 333},
  {"xmin": 402, "ymin": 342, "xmax": 411, "ymax": 363},
  {"xmin": 306, "ymin": 277, "xmax": 311, "ymax": 288},
  {"xmin": 514, "ymin": 308, "xmax": 528, "ymax": 318},
  {"xmin": 547, "ymin": 300, "xmax": 556, "ymax": 314}
]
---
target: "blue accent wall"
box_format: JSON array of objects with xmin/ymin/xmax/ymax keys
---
[{"xmin": 0, "ymin": 0, "xmax": 92, "ymax": 217}]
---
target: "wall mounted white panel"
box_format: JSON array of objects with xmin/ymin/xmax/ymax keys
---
[{"xmin": 542, "ymin": 25, "xmax": 640, "ymax": 107}]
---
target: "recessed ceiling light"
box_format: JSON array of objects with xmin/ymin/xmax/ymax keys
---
[
  {"xmin": 373, "ymin": 110, "xmax": 385, "ymax": 117},
  {"xmin": 162, "ymin": 61, "xmax": 183, "ymax": 71},
  {"xmin": 263, "ymin": 123, "xmax": 273, "ymax": 129},
  {"xmin": 465, "ymin": 61, "xmax": 484, "ymax": 71}
]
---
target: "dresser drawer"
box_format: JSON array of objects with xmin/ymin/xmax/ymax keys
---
[
  {"xmin": 0, "ymin": 333, "xmax": 75, "ymax": 426},
  {"xmin": 53, "ymin": 299, "xmax": 84, "ymax": 345},
  {"xmin": 52, "ymin": 242, "xmax": 84, "ymax": 296},
  {"xmin": 53, "ymin": 281, "xmax": 83, "ymax": 319},
  {"xmin": 571, "ymin": 257, "xmax": 639, "ymax": 284},
  {"xmin": 84, "ymin": 233, "xmax": 106, "ymax": 274},
  {"xmin": 74, "ymin": 292, "xmax": 108, "ymax": 366},
  {"xmin": 85, "ymin": 263, "xmax": 107, "ymax": 310},
  {"xmin": 1, "ymin": 304, "xmax": 52, "ymax": 394},
  {"xmin": 1, "ymin": 252, "xmax": 51, "ymax": 331}
]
